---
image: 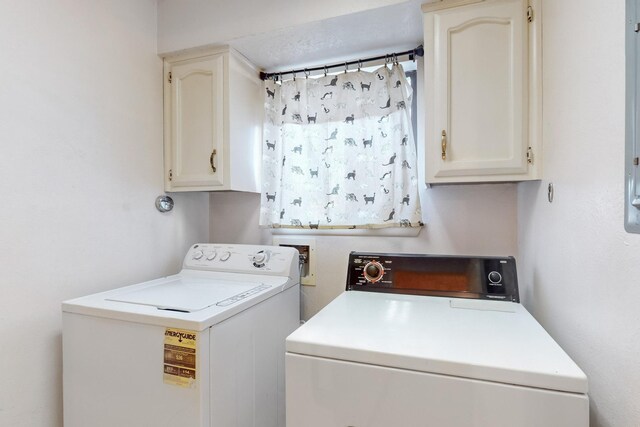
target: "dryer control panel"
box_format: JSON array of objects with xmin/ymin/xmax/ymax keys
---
[{"xmin": 346, "ymin": 252, "xmax": 519, "ymax": 302}]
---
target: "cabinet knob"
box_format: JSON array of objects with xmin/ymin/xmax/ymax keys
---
[
  {"xmin": 441, "ymin": 130, "xmax": 447, "ymax": 160},
  {"xmin": 210, "ymin": 149, "xmax": 217, "ymax": 173}
]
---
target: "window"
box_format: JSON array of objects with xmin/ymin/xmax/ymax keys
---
[{"xmin": 260, "ymin": 62, "xmax": 422, "ymax": 230}]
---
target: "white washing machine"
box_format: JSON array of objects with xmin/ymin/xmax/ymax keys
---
[
  {"xmin": 286, "ymin": 252, "xmax": 589, "ymax": 427},
  {"xmin": 63, "ymin": 243, "xmax": 300, "ymax": 427}
]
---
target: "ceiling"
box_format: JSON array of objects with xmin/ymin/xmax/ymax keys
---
[{"xmin": 228, "ymin": 0, "xmax": 425, "ymax": 73}]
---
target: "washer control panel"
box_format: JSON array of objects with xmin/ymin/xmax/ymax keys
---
[
  {"xmin": 346, "ymin": 252, "xmax": 519, "ymax": 302},
  {"xmin": 183, "ymin": 244, "xmax": 298, "ymax": 277}
]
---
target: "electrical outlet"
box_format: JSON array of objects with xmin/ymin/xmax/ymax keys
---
[{"xmin": 272, "ymin": 236, "xmax": 316, "ymax": 286}]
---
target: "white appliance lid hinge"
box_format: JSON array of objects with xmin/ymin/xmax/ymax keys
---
[
  {"xmin": 527, "ymin": 5, "xmax": 534, "ymax": 23},
  {"xmin": 168, "ymin": 72, "xmax": 172, "ymax": 84},
  {"xmin": 635, "ymin": 23, "xmax": 640, "ymax": 33},
  {"xmin": 527, "ymin": 147, "xmax": 534, "ymax": 165},
  {"xmin": 169, "ymin": 169, "xmax": 173, "ymax": 181}
]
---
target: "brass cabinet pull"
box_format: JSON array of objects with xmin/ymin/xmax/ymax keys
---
[
  {"xmin": 441, "ymin": 130, "xmax": 447, "ymax": 160},
  {"xmin": 209, "ymin": 149, "xmax": 217, "ymax": 173}
]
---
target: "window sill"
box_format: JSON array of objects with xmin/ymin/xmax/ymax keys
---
[{"xmin": 268, "ymin": 226, "xmax": 423, "ymax": 237}]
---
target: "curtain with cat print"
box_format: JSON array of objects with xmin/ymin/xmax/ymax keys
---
[{"xmin": 260, "ymin": 63, "xmax": 422, "ymax": 229}]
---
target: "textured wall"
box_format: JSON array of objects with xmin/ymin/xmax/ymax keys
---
[
  {"xmin": 517, "ymin": 1, "xmax": 640, "ymax": 426},
  {"xmin": 157, "ymin": 0, "xmax": 416, "ymax": 54},
  {"xmin": 0, "ymin": 1, "xmax": 209, "ymax": 425}
]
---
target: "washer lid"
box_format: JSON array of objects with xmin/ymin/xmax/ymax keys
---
[{"xmin": 106, "ymin": 278, "xmax": 267, "ymax": 312}]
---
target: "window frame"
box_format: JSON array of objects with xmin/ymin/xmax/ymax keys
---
[{"xmin": 626, "ymin": 0, "xmax": 640, "ymax": 233}]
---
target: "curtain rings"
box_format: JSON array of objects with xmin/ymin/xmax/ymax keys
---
[
  {"xmin": 293, "ymin": 71, "xmax": 296, "ymax": 82},
  {"xmin": 393, "ymin": 53, "xmax": 398, "ymax": 65},
  {"xmin": 357, "ymin": 60, "xmax": 362, "ymax": 72},
  {"xmin": 324, "ymin": 66, "xmax": 328, "ymax": 77},
  {"xmin": 344, "ymin": 62, "xmax": 348, "ymax": 74},
  {"xmin": 278, "ymin": 72, "xmax": 282, "ymax": 83},
  {"xmin": 385, "ymin": 54, "xmax": 390, "ymax": 64},
  {"xmin": 304, "ymin": 68, "xmax": 309, "ymax": 79}
]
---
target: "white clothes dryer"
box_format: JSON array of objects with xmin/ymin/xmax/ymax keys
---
[
  {"xmin": 286, "ymin": 252, "xmax": 588, "ymax": 427},
  {"xmin": 63, "ymin": 243, "xmax": 300, "ymax": 427}
]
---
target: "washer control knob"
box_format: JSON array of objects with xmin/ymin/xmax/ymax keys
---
[
  {"xmin": 252, "ymin": 251, "xmax": 267, "ymax": 265},
  {"xmin": 363, "ymin": 261, "xmax": 384, "ymax": 282},
  {"xmin": 192, "ymin": 250, "xmax": 204, "ymax": 260},
  {"xmin": 206, "ymin": 251, "xmax": 217, "ymax": 261},
  {"xmin": 488, "ymin": 271, "xmax": 502, "ymax": 284},
  {"xmin": 220, "ymin": 251, "xmax": 231, "ymax": 262}
]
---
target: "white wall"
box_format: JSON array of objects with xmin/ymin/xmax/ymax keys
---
[
  {"xmin": 518, "ymin": 1, "xmax": 640, "ymax": 426},
  {"xmin": 211, "ymin": 183, "xmax": 518, "ymax": 318},
  {"xmin": 0, "ymin": 2, "xmax": 209, "ymax": 425}
]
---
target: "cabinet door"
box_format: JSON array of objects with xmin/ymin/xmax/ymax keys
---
[
  {"xmin": 428, "ymin": 0, "xmax": 528, "ymax": 180},
  {"xmin": 168, "ymin": 54, "xmax": 225, "ymax": 189}
]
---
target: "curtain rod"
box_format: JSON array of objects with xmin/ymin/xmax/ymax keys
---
[{"xmin": 259, "ymin": 45, "xmax": 424, "ymax": 81}]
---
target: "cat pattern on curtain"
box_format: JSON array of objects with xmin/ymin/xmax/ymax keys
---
[{"xmin": 260, "ymin": 64, "xmax": 422, "ymax": 229}]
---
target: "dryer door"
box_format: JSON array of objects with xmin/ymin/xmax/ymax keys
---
[{"xmin": 286, "ymin": 353, "xmax": 588, "ymax": 427}]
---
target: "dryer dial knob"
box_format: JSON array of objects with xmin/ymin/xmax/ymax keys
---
[
  {"xmin": 206, "ymin": 251, "xmax": 217, "ymax": 261},
  {"xmin": 363, "ymin": 261, "xmax": 384, "ymax": 282},
  {"xmin": 220, "ymin": 251, "xmax": 231, "ymax": 262},
  {"xmin": 192, "ymin": 250, "xmax": 204, "ymax": 260}
]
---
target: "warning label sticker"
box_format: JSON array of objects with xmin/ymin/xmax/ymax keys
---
[{"xmin": 163, "ymin": 328, "xmax": 197, "ymax": 388}]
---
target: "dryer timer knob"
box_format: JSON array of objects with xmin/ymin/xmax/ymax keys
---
[
  {"xmin": 192, "ymin": 250, "xmax": 204, "ymax": 260},
  {"xmin": 363, "ymin": 261, "xmax": 384, "ymax": 282}
]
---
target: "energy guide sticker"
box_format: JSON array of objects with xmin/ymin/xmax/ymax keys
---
[{"xmin": 163, "ymin": 328, "xmax": 197, "ymax": 388}]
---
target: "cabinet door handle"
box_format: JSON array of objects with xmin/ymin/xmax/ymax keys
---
[
  {"xmin": 441, "ymin": 130, "xmax": 447, "ymax": 160},
  {"xmin": 209, "ymin": 149, "xmax": 217, "ymax": 173}
]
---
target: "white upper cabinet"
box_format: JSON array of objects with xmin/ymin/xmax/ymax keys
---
[
  {"xmin": 423, "ymin": 0, "xmax": 541, "ymax": 183},
  {"xmin": 164, "ymin": 47, "xmax": 262, "ymax": 192}
]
